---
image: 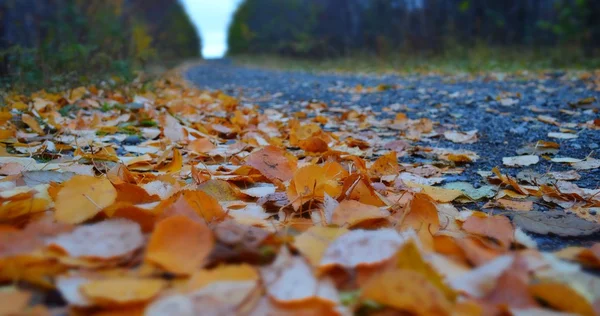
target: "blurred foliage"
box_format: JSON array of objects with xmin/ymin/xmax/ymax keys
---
[
  {"xmin": 228, "ymin": 0, "xmax": 600, "ymax": 67},
  {"xmin": 0, "ymin": 0, "xmax": 201, "ymax": 92}
]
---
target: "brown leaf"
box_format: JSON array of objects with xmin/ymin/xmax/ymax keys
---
[
  {"xmin": 245, "ymin": 145, "xmax": 296, "ymax": 182},
  {"xmin": 512, "ymin": 211, "xmax": 600, "ymax": 237},
  {"xmin": 462, "ymin": 213, "xmax": 514, "ymax": 247}
]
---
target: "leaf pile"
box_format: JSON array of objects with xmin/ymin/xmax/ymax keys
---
[{"xmin": 0, "ymin": 73, "xmax": 599, "ymax": 315}]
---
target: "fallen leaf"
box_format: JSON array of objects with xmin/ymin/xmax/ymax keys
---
[
  {"xmin": 331, "ymin": 199, "xmax": 388, "ymax": 228},
  {"xmin": 548, "ymin": 132, "xmax": 578, "ymax": 139},
  {"xmin": 47, "ymin": 219, "xmax": 143, "ymax": 259},
  {"xmin": 443, "ymin": 182, "xmax": 496, "ymax": 200},
  {"xmin": 502, "ymin": 155, "xmax": 539, "ymax": 167},
  {"xmin": 145, "ymin": 215, "xmax": 214, "ymax": 275},
  {"xmin": 361, "ymin": 269, "xmax": 452, "ymax": 314},
  {"xmin": 261, "ymin": 248, "xmax": 339, "ymax": 305},
  {"xmin": 529, "ymin": 282, "xmax": 595, "ymax": 316},
  {"xmin": 188, "ymin": 263, "xmax": 259, "ymax": 291},
  {"xmin": 160, "ymin": 113, "xmax": 186, "ymax": 142},
  {"xmin": 444, "ymin": 130, "xmax": 478, "ymax": 144},
  {"xmin": 54, "ymin": 175, "xmax": 117, "ymax": 224},
  {"xmin": 512, "ymin": 211, "xmax": 600, "ymax": 237},
  {"xmin": 320, "ymin": 229, "xmax": 406, "ymax": 270},
  {"xmin": 245, "ymin": 145, "xmax": 296, "ymax": 182},
  {"xmin": 368, "ymin": 151, "xmax": 400, "ymax": 179},
  {"xmin": 462, "ymin": 213, "xmax": 514, "ymax": 247},
  {"xmin": 293, "ymin": 226, "xmax": 349, "ymax": 267},
  {"xmin": 21, "ymin": 114, "xmax": 45, "ymax": 135},
  {"xmin": 404, "ymin": 181, "xmax": 463, "ymax": 202},
  {"xmin": 165, "ymin": 190, "xmax": 227, "ymax": 223},
  {"xmin": 572, "ymin": 158, "xmax": 600, "ymax": 170},
  {"xmin": 395, "ymin": 241, "xmax": 456, "ymax": 301},
  {"xmin": 81, "ymin": 277, "xmax": 165, "ymax": 305}
]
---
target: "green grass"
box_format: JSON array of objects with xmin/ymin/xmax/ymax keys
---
[{"xmin": 232, "ymin": 45, "xmax": 600, "ymax": 75}]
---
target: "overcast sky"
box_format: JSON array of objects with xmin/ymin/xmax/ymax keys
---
[{"xmin": 180, "ymin": 0, "xmax": 242, "ymax": 58}]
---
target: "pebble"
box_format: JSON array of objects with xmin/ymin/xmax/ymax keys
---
[{"xmin": 122, "ymin": 135, "xmax": 142, "ymax": 145}]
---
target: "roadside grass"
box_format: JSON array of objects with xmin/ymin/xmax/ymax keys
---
[{"xmin": 232, "ymin": 45, "xmax": 600, "ymax": 75}]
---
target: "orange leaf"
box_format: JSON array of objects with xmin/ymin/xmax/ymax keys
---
[
  {"xmin": 188, "ymin": 263, "xmax": 259, "ymax": 291},
  {"xmin": 187, "ymin": 137, "xmax": 216, "ymax": 153},
  {"xmin": 339, "ymin": 174, "xmax": 385, "ymax": 207},
  {"xmin": 145, "ymin": 215, "xmax": 214, "ymax": 275},
  {"xmin": 113, "ymin": 182, "xmax": 160, "ymax": 204},
  {"xmin": 462, "ymin": 213, "xmax": 514, "ymax": 248},
  {"xmin": 81, "ymin": 278, "xmax": 165, "ymax": 305},
  {"xmin": 54, "ymin": 175, "xmax": 117, "ymax": 224},
  {"xmin": 287, "ymin": 164, "xmax": 341, "ymax": 210},
  {"xmin": 102, "ymin": 202, "xmax": 157, "ymax": 233},
  {"xmin": 395, "ymin": 241, "xmax": 456, "ymax": 301},
  {"xmin": 368, "ymin": 151, "xmax": 400, "ymax": 179},
  {"xmin": 398, "ymin": 193, "xmax": 440, "ymax": 234},
  {"xmin": 331, "ymin": 199, "xmax": 388, "ymax": 228},
  {"xmin": 245, "ymin": 145, "xmax": 296, "ymax": 182},
  {"xmin": 155, "ymin": 148, "xmax": 182, "ymax": 173},
  {"xmin": 166, "ymin": 190, "xmax": 227, "ymax": 223},
  {"xmin": 361, "ymin": 270, "xmax": 452, "ymax": 314},
  {"xmin": 298, "ymin": 137, "xmax": 329, "ymax": 153},
  {"xmin": 529, "ymin": 282, "xmax": 595, "ymax": 316}
]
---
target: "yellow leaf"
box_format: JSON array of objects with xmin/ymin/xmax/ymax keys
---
[
  {"xmin": 361, "ymin": 270, "xmax": 452, "ymax": 315},
  {"xmin": 81, "ymin": 278, "xmax": 165, "ymax": 305},
  {"xmin": 21, "ymin": 114, "xmax": 45, "ymax": 135},
  {"xmin": 54, "ymin": 175, "xmax": 117, "ymax": 224},
  {"xmin": 529, "ymin": 282, "xmax": 595, "ymax": 316},
  {"xmin": 188, "ymin": 264, "xmax": 258, "ymax": 291},
  {"xmin": 293, "ymin": 226, "xmax": 348, "ymax": 266},
  {"xmin": 405, "ymin": 181, "xmax": 463, "ymax": 202}
]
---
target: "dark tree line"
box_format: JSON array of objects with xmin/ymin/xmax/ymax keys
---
[
  {"xmin": 0, "ymin": 0, "xmax": 201, "ymax": 88},
  {"xmin": 228, "ymin": 0, "xmax": 600, "ymax": 58}
]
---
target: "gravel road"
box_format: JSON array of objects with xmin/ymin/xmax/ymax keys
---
[{"xmin": 187, "ymin": 60, "xmax": 600, "ymax": 250}]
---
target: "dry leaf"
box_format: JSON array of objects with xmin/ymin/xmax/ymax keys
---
[
  {"xmin": 462, "ymin": 213, "xmax": 514, "ymax": 247},
  {"xmin": 47, "ymin": 219, "xmax": 143, "ymax": 259},
  {"xmin": 293, "ymin": 226, "xmax": 349, "ymax": 267},
  {"xmin": 81, "ymin": 277, "xmax": 166, "ymax": 305},
  {"xmin": 529, "ymin": 282, "xmax": 595, "ymax": 316},
  {"xmin": 54, "ymin": 175, "xmax": 117, "ymax": 224},
  {"xmin": 512, "ymin": 211, "xmax": 600, "ymax": 237},
  {"xmin": 245, "ymin": 145, "xmax": 296, "ymax": 182},
  {"xmin": 502, "ymin": 155, "xmax": 540, "ymax": 167},
  {"xmin": 361, "ymin": 269, "xmax": 452, "ymax": 314},
  {"xmin": 145, "ymin": 215, "xmax": 214, "ymax": 275},
  {"xmin": 261, "ymin": 248, "xmax": 339, "ymax": 305},
  {"xmin": 331, "ymin": 199, "xmax": 388, "ymax": 228},
  {"xmin": 444, "ymin": 130, "xmax": 478, "ymax": 144},
  {"xmin": 320, "ymin": 229, "xmax": 406, "ymax": 270}
]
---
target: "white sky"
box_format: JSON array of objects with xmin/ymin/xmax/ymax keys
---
[{"xmin": 180, "ymin": 0, "xmax": 242, "ymax": 58}]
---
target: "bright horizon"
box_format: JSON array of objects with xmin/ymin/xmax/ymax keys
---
[{"xmin": 180, "ymin": 0, "xmax": 242, "ymax": 58}]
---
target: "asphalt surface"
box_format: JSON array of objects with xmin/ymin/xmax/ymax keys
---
[{"xmin": 186, "ymin": 59, "xmax": 600, "ymax": 250}]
